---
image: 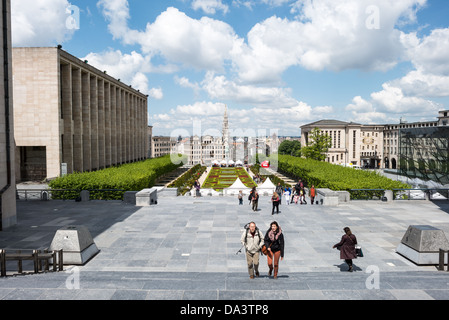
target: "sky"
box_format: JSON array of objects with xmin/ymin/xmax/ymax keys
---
[{"xmin": 11, "ymin": 0, "xmax": 449, "ymax": 137}]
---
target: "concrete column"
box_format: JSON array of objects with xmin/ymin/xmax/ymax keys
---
[
  {"xmin": 104, "ymin": 81, "xmax": 111, "ymax": 167},
  {"xmin": 139, "ymin": 98, "xmax": 145, "ymax": 159},
  {"xmin": 116, "ymin": 88, "xmax": 122, "ymax": 164},
  {"xmin": 72, "ymin": 67, "xmax": 82, "ymax": 173},
  {"xmin": 97, "ymin": 78, "xmax": 105, "ymax": 169},
  {"xmin": 60, "ymin": 63, "xmax": 73, "ymax": 174},
  {"xmin": 131, "ymin": 94, "xmax": 135, "ymax": 162},
  {"xmin": 121, "ymin": 89, "xmax": 126, "ymax": 164},
  {"xmin": 110, "ymin": 85, "xmax": 117, "ymax": 165},
  {"xmin": 90, "ymin": 75, "xmax": 98, "ymax": 170},
  {"xmin": 82, "ymin": 71, "xmax": 91, "ymax": 172},
  {"xmin": 126, "ymin": 92, "xmax": 130, "ymax": 162},
  {"xmin": 137, "ymin": 98, "xmax": 142, "ymax": 160},
  {"xmin": 144, "ymin": 98, "xmax": 149, "ymax": 159}
]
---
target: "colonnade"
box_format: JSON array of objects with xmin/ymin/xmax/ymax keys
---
[{"xmin": 59, "ymin": 57, "xmax": 148, "ymax": 174}]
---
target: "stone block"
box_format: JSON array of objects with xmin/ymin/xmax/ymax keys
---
[
  {"xmin": 157, "ymin": 188, "xmax": 178, "ymax": 197},
  {"xmin": 49, "ymin": 225, "xmax": 100, "ymax": 265},
  {"xmin": 336, "ymin": 191, "xmax": 350, "ymax": 203},
  {"xmin": 384, "ymin": 190, "xmax": 393, "ymax": 202},
  {"xmin": 315, "ymin": 188, "xmax": 339, "ymax": 206},
  {"xmin": 80, "ymin": 190, "xmax": 90, "ymax": 202},
  {"xmin": 135, "ymin": 188, "xmax": 158, "ymax": 206},
  {"xmin": 123, "ymin": 191, "xmax": 138, "ymax": 205},
  {"xmin": 396, "ymin": 225, "xmax": 449, "ymax": 265}
]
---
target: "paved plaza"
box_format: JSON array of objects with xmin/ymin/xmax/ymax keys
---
[{"xmin": 1, "ymin": 194, "xmax": 449, "ymax": 301}]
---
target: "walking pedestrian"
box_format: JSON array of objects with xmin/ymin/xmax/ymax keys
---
[
  {"xmin": 264, "ymin": 221, "xmax": 284, "ymax": 279},
  {"xmin": 292, "ymin": 180, "xmax": 301, "ymax": 203},
  {"xmin": 275, "ymin": 183, "xmax": 283, "ymax": 205},
  {"xmin": 271, "ymin": 192, "xmax": 280, "ymax": 215},
  {"xmin": 299, "ymin": 188, "xmax": 306, "ymax": 204},
  {"xmin": 333, "ymin": 227, "xmax": 357, "ymax": 272},
  {"xmin": 283, "ymin": 187, "xmax": 291, "ymax": 205},
  {"xmin": 248, "ymin": 187, "xmax": 256, "ymax": 205},
  {"xmin": 194, "ymin": 180, "xmax": 201, "ymax": 197},
  {"xmin": 309, "ymin": 185, "xmax": 316, "ymax": 205},
  {"xmin": 238, "ymin": 190, "xmax": 243, "ymax": 205},
  {"xmin": 241, "ymin": 222, "xmax": 264, "ymax": 279},
  {"xmin": 251, "ymin": 191, "xmax": 259, "ymax": 212}
]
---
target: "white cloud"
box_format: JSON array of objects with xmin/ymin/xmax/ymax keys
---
[
  {"xmin": 201, "ymin": 72, "xmax": 298, "ymax": 107},
  {"xmin": 98, "ymin": 4, "xmax": 240, "ymax": 72},
  {"xmin": 83, "ymin": 49, "xmax": 150, "ymax": 78},
  {"xmin": 150, "ymin": 101, "xmax": 316, "ymax": 136},
  {"xmin": 192, "ymin": 0, "xmax": 229, "ymax": 14},
  {"xmin": 392, "ymin": 70, "xmax": 449, "ymax": 98},
  {"xmin": 138, "ymin": 8, "xmax": 239, "ymax": 71},
  {"xmin": 82, "ymin": 49, "xmax": 158, "ymax": 95},
  {"xmin": 371, "ymin": 83, "xmax": 440, "ymax": 114},
  {"xmin": 95, "ymin": 0, "xmax": 429, "ymax": 84},
  {"xmin": 232, "ymin": 0, "xmax": 428, "ymax": 83},
  {"xmin": 97, "ymin": 0, "xmax": 129, "ymax": 40},
  {"xmin": 404, "ymin": 28, "xmax": 449, "ymax": 76},
  {"xmin": 345, "ymin": 96, "xmax": 389, "ymax": 124},
  {"xmin": 11, "ymin": 0, "xmax": 77, "ymax": 46}
]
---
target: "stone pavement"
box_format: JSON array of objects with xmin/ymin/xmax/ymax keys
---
[{"xmin": 1, "ymin": 194, "xmax": 449, "ymax": 301}]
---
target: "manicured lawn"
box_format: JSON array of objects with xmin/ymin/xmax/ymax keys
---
[{"xmin": 202, "ymin": 167, "xmax": 256, "ymax": 191}]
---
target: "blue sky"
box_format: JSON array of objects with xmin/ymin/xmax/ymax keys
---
[{"xmin": 11, "ymin": 0, "xmax": 449, "ymax": 137}]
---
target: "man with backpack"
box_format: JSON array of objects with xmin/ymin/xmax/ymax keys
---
[{"xmin": 240, "ymin": 222, "xmax": 264, "ymax": 279}]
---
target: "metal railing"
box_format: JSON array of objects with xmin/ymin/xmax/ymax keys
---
[
  {"xmin": 392, "ymin": 189, "xmax": 449, "ymax": 201},
  {"xmin": 16, "ymin": 189, "xmax": 126, "ymax": 201},
  {"xmin": 349, "ymin": 188, "xmax": 449, "ymax": 201}
]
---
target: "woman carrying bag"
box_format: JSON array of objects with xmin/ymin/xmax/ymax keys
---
[
  {"xmin": 264, "ymin": 221, "xmax": 284, "ymax": 279},
  {"xmin": 333, "ymin": 227, "xmax": 357, "ymax": 272}
]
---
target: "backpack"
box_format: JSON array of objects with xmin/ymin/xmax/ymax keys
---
[{"xmin": 243, "ymin": 223, "xmax": 263, "ymax": 243}]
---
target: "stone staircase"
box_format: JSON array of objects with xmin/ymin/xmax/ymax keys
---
[
  {"xmin": 261, "ymin": 167, "xmax": 297, "ymax": 186},
  {"xmin": 153, "ymin": 165, "xmax": 191, "ymax": 187}
]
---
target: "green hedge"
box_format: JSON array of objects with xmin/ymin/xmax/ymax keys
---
[
  {"xmin": 277, "ymin": 155, "xmax": 410, "ymax": 198},
  {"xmin": 250, "ymin": 164, "xmax": 292, "ymax": 188},
  {"xmin": 49, "ymin": 155, "xmax": 186, "ymax": 200},
  {"xmin": 168, "ymin": 164, "xmax": 207, "ymax": 195}
]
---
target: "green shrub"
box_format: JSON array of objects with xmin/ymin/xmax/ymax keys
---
[
  {"xmin": 276, "ymin": 155, "xmax": 410, "ymax": 199},
  {"xmin": 49, "ymin": 155, "xmax": 186, "ymax": 200}
]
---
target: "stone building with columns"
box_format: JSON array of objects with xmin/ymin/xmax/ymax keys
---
[
  {"xmin": 0, "ymin": 0, "xmax": 16, "ymax": 229},
  {"xmin": 12, "ymin": 47, "xmax": 149, "ymax": 181}
]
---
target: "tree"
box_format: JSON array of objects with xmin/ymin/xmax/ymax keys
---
[
  {"xmin": 278, "ymin": 140, "xmax": 301, "ymax": 157},
  {"xmin": 301, "ymin": 128, "xmax": 331, "ymax": 161}
]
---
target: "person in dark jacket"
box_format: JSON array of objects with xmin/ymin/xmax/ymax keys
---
[
  {"xmin": 264, "ymin": 221, "xmax": 284, "ymax": 279},
  {"xmin": 333, "ymin": 227, "xmax": 357, "ymax": 272},
  {"xmin": 271, "ymin": 192, "xmax": 280, "ymax": 215},
  {"xmin": 275, "ymin": 183, "xmax": 283, "ymax": 204},
  {"xmin": 251, "ymin": 191, "xmax": 259, "ymax": 212}
]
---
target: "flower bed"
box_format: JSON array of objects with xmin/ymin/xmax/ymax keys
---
[{"xmin": 202, "ymin": 167, "xmax": 256, "ymax": 191}]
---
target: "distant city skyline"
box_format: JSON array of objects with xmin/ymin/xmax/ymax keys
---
[{"xmin": 11, "ymin": 0, "xmax": 449, "ymax": 136}]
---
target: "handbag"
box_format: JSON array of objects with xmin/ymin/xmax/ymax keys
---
[
  {"xmin": 261, "ymin": 242, "xmax": 272, "ymax": 255},
  {"xmin": 355, "ymin": 245, "xmax": 363, "ymax": 257}
]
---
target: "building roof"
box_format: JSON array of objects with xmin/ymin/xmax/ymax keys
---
[{"xmin": 301, "ymin": 119, "xmax": 361, "ymax": 128}]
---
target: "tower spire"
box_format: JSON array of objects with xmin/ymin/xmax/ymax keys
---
[{"xmin": 222, "ymin": 104, "xmax": 230, "ymax": 160}]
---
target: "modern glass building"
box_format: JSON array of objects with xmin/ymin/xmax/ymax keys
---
[{"xmin": 399, "ymin": 126, "xmax": 449, "ymax": 186}]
